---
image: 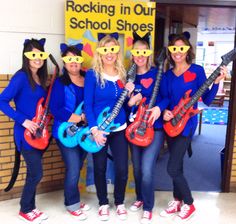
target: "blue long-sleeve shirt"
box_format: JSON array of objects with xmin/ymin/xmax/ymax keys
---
[
  {"xmin": 84, "ymin": 69, "xmax": 127, "ymax": 130},
  {"xmin": 164, "ymin": 63, "xmax": 219, "ymax": 136},
  {"xmin": 0, "ymin": 71, "xmax": 46, "ymax": 151},
  {"xmin": 49, "ymin": 77, "xmax": 84, "ymax": 139},
  {"xmin": 134, "ymin": 67, "xmax": 169, "ymax": 128}
]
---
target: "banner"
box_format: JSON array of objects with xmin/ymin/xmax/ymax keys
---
[{"xmin": 65, "ymin": 0, "xmax": 156, "ymax": 68}]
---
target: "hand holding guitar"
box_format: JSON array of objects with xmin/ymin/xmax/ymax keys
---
[
  {"xmin": 163, "ymin": 110, "xmax": 174, "ymax": 122},
  {"xmin": 147, "ymin": 106, "xmax": 161, "ymax": 125},
  {"xmin": 22, "ymin": 119, "xmax": 39, "ymax": 134},
  {"xmin": 214, "ymin": 65, "xmax": 227, "ymax": 84},
  {"xmin": 91, "ymin": 128, "xmax": 109, "ymax": 147},
  {"xmin": 125, "ymin": 82, "xmax": 135, "ymax": 97}
]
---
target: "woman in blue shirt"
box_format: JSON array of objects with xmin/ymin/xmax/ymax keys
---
[
  {"xmin": 160, "ymin": 32, "xmax": 227, "ymax": 222},
  {"xmin": 84, "ymin": 33, "xmax": 134, "ymax": 221},
  {"xmin": 49, "ymin": 43, "xmax": 89, "ymax": 221},
  {"xmin": 0, "ymin": 38, "xmax": 49, "ymax": 223},
  {"xmin": 127, "ymin": 32, "xmax": 169, "ymax": 224}
]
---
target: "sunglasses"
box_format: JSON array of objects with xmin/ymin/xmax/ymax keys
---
[
  {"xmin": 168, "ymin": 45, "xmax": 190, "ymax": 53},
  {"xmin": 96, "ymin": 46, "xmax": 120, "ymax": 55},
  {"xmin": 62, "ymin": 56, "xmax": 84, "ymax": 64},
  {"xmin": 24, "ymin": 51, "xmax": 49, "ymax": 60},
  {"xmin": 130, "ymin": 49, "xmax": 153, "ymax": 57}
]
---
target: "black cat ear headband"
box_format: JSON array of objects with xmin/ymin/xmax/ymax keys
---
[
  {"xmin": 168, "ymin": 31, "xmax": 191, "ymax": 42},
  {"xmin": 133, "ymin": 31, "xmax": 151, "ymax": 46},
  {"xmin": 24, "ymin": 38, "xmax": 46, "ymax": 47}
]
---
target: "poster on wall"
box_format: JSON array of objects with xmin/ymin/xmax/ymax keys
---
[{"xmin": 65, "ymin": 0, "xmax": 156, "ymax": 69}]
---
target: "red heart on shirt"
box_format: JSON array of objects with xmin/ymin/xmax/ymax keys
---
[
  {"xmin": 140, "ymin": 78, "xmax": 153, "ymax": 89},
  {"xmin": 183, "ymin": 71, "xmax": 196, "ymax": 83},
  {"xmin": 117, "ymin": 79, "xmax": 124, "ymax": 89}
]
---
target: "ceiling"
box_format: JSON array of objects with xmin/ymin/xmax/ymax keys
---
[{"xmin": 156, "ymin": 4, "xmax": 236, "ymax": 33}]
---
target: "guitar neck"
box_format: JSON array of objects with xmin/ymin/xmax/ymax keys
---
[
  {"xmin": 148, "ymin": 63, "xmax": 164, "ymax": 109},
  {"xmin": 184, "ymin": 63, "xmax": 222, "ymax": 110}
]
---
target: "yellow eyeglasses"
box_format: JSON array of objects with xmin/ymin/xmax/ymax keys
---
[
  {"xmin": 62, "ymin": 56, "xmax": 84, "ymax": 64},
  {"xmin": 24, "ymin": 51, "xmax": 49, "ymax": 60},
  {"xmin": 168, "ymin": 45, "xmax": 190, "ymax": 54},
  {"xmin": 96, "ymin": 46, "xmax": 120, "ymax": 55},
  {"xmin": 130, "ymin": 49, "xmax": 153, "ymax": 57}
]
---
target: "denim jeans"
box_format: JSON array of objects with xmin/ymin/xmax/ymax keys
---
[
  {"xmin": 56, "ymin": 140, "xmax": 87, "ymax": 211},
  {"xmin": 92, "ymin": 130, "xmax": 128, "ymax": 206},
  {"xmin": 130, "ymin": 130, "xmax": 164, "ymax": 211},
  {"xmin": 20, "ymin": 148, "xmax": 43, "ymax": 213},
  {"xmin": 166, "ymin": 135, "xmax": 193, "ymax": 205}
]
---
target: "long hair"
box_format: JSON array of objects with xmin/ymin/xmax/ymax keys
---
[
  {"xmin": 167, "ymin": 33, "xmax": 195, "ymax": 67},
  {"xmin": 21, "ymin": 39, "xmax": 48, "ymax": 90},
  {"xmin": 132, "ymin": 40, "xmax": 153, "ymax": 70},
  {"xmin": 93, "ymin": 35, "xmax": 126, "ymax": 87},
  {"xmin": 60, "ymin": 46, "xmax": 85, "ymax": 86}
]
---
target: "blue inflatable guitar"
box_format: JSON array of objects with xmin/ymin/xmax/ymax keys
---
[
  {"xmin": 78, "ymin": 63, "xmax": 137, "ymax": 153},
  {"xmin": 57, "ymin": 101, "xmax": 84, "ymax": 148}
]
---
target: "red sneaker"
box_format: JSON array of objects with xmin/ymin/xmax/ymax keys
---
[
  {"xmin": 32, "ymin": 208, "xmax": 48, "ymax": 220},
  {"xmin": 80, "ymin": 202, "xmax": 90, "ymax": 211},
  {"xmin": 19, "ymin": 211, "xmax": 40, "ymax": 224},
  {"xmin": 116, "ymin": 204, "xmax": 127, "ymax": 220},
  {"xmin": 141, "ymin": 211, "xmax": 152, "ymax": 224},
  {"xmin": 130, "ymin": 200, "xmax": 143, "ymax": 212},
  {"xmin": 98, "ymin": 204, "xmax": 110, "ymax": 221},
  {"xmin": 175, "ymin": 204, "xmax": 195, "ymax": 222},
  {"xmin": 68, "ymin": 209, "xmax": 87, "ymax": 220},
  {"xmin": 160, "ymin": 199, "xmax": 182, "ymax": 217}
]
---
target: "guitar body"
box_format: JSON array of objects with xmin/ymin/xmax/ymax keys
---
[
  {"xmin": 78, "ymin": 107, "xmax": 120, "ymax": 153},
  {"xmin": 126, "ymin": 98, "xmax": 154, "ymax": 147},
  {"xmin": 163, "ymin": 90, "xmax": 200, "ymax": 137},
  {"xmin": 24, "ymin": 97, "xmax": 52, "ymax": 150},
  {"xmin": 57, "ymin": 102, "xmax": 84, "ymax": 148}
]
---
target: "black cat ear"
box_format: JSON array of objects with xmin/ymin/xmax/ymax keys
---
[
  {"xmin": 132, "ymin": 31, "xmax": 150, "ymax": 46},
  {"xmin": 132, "ymin": 31, "xmax": 141, "ymax": 44},
  {"xmin": 182, "ymin": 31, "xmax": 191, "ymax": 40},
  {"xmin": 39, "ymin": 38, "xmax": 46, "ymax": 47},
  {"xmin": 168, "ymin": 33, "xmax": 176, "ymax": 42}
]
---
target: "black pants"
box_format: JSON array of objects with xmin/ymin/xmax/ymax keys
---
[
  {"xmin": 166, "ymin": 135, "xmax": 194, "ymax": 205},
  {"xmin": 92, "ymin": 130, "xmax": 128, "ymax": 206}
]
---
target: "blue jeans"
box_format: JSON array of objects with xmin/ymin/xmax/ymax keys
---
[
  {"xmin": 166, "ymin": 135, "xmax": 193, "ymax": 205},
  {"xmin": 56, "ymin": 140, "xmax": 87, "ymax": 211},
  {"xmin": 20, "ymin": 148, "xmax": 43, "ymax": 213},
  {"xmin": 92, "ymin": 130, "xmax": 128, "ymax": 206},
  {"xmin": 130, "ymin": 130, "xmax": 164, "ymax": 211}
]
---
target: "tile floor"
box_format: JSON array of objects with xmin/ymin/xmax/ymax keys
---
[{"xmin": 0, "ymin": 190, "xmax": 235, "ymax": 224}]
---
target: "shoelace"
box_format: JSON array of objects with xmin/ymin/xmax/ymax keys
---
[
  {"xmin": 178, "ymin": 205, "xmax": 190, "ymax": 217},
  {"xmin": 32, "ymin": 209, "xmax": 41, "ymax": 215},
  {"xmin": 73, "ymin": 210, "xmax": 83, "ymax": 215},
  {"xmin": 117, "ymin": 205, "xmax": 127, "ymax": 214},
  {"xmin": 143, "ymin": 211, "xmax": 151, "ymax": 219},
  {"xmin": 26, "ymin": 212, "xmax": 37, "ymax": 220},
  {"xmin": 166, "ymin": 201, "xmax": 179, "ymax": 212},
  {"xmin": 133, "ymin": 201, "xmax": 142, "ymax": 207},
  {"xmin": 99, "ymin": 205, "xmax": 109, "ymax": 215}
]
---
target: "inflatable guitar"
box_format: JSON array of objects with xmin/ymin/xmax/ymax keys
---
[
  {"xmin": 78, "ymin": 63, "xmax": 137, "ymax": 153},
  {"xmin": 125, "ymin": 48, "xmax": 166, "ymax": 147},
  {"xmin": 57, "ymin": 101, "xmax": 85, "ymax": 148},
  {"xmin": 164, "ymin": 48, "xmax": 236, "ymax": 137},
  {"xmin": 24, "ymin": 54, "xmax": 59, "ymax": 150}
]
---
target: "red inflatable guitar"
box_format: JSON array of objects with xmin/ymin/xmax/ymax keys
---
[
  {"xmin": 164, "ymin": 48, "xmax": 236, "ymax": 137},
  {"xmin": 24, "ymin": 54, "xmax": 59, "ymax": 150},
  {"xmin": 126, "ymin": 48, "xmax": 166, "ymax": 147}
]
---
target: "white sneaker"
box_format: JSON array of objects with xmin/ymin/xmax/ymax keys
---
[
  {"xmin": 116, "ymin": 204, "xmax": 128, "ymax": 220},
  {"xmin": 140, "ymin": 211, "xmax": 152, "ymax": 224},
  {"xmin": 98, "ymin": 204, "xmax": 110, "ymax": 221},
  {"xmin": 130, "ymin": 200, "xmax": 143, "ymax": 212},
  {"xmin": 80, "ymin": 203, "xmax": 90, "ymax": 211},
  {"xmin": 32, "ymin": 208, "xmax": 48, "ymax": 220},
  {"xmin": 68, "ymin": 209, "xmax": 87, "ymax": 221}
]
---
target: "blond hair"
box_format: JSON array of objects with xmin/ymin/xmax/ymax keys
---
[{"xmin": 93, "ymin": 35, "xmax": 126, "ymax": 87}]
